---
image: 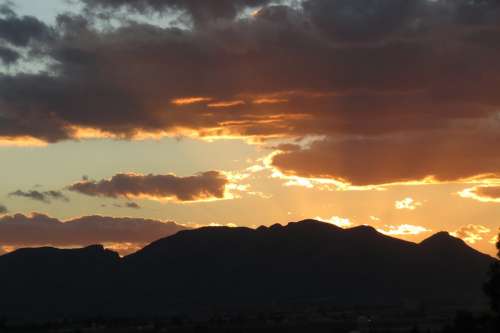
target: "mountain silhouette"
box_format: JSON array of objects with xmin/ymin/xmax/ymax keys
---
[{"xmin": 0, "ymin": 220, "xmax": 495, "ymax": 318}]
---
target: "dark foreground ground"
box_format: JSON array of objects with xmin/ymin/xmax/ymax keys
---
[{"xmin": 1, "ymin": 304, "xmax": 498, "ymax": 333}]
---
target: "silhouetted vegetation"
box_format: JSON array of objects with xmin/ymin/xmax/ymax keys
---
[
  {"xmin": 441, "ymin": 311, "xmax": 496, "ymax": 333},
  {"xmin": 484, "ymin": 232, "xmax": 500, "ymax": 316},
  {"xmin": 441, "ymin": 233, "xmax": 500, "ymax": 333}
]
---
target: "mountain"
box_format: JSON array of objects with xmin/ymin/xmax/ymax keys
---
[
  {"xmin": 0, "ymin": 220, "xmax": 495, "ymax": 318},
  {"xmin": 0, "ymin": 245, "xmax": 121, "ymax": 317}
]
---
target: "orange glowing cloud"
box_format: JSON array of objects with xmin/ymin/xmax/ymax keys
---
[
  {"xmin": 171, "ymin": 97, "xmax": 213, "ymax": 105},
  {"xmin": 451, "ymin": 224, "xmax": 491, "ymax": 244},
  {"xmin": 490, "ymin": 234, "xmax": 499, "ymax": 245},
  {"xmin": 458, "ymin": 185, "xmax": 500, "ymax": 203},
  {"xmin": 0, "ymin": 136, "xmax": 48, "ymax": 147},
  {"xmin": 252, "ymin": 98, "xmax": 288, "ymax": 105},
  {"xmin": 246, "ymin": 150, "xmax": 383, "ymax": 192},
  {"xmin": 207, "ymin": 100, "xmax": 245, "ymax": 108}
]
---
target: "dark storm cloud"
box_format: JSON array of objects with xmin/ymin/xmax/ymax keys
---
[
  {"xmin": 2, "ymin": 1, "xmax": 500, "ymax": 184},
  {"xmin": 9, "ymin": 190, "xmax": 69, "ymax": 204},
  {"xmin": 0, "ymin": 3, "xmax": 14, "ymax": 17},
  {"xmin": 0, "ymin": 6, "xmax": 52, "ymax": 47},
  {"xmin": 0, "ymin": 213, "xmax": 186, "ymax": 253},
  {"xmin": 0, "ymin": 46, "xmax": 19, "ymax": 64},
  {"xmin": 304, "ymin": 0, "xmax": 420, "ymax": 43},
  {"xmin": 82, "ymin": 0, "xmax": 275, "ymax": 27},
  {"xmin": 303, "ymin": 0, "xmax": 500, "ymax": 43},
  {"xmin": 0, "ymin": 204, "xmax": 7, "ymax": 214},
  {"xmin": 68, "ymin": 171, "xmax": 229, "ymax": 202}
]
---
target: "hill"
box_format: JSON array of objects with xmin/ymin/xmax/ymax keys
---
[{"xmin": 0, "ymin": 220, "xmax": 495, "ymax": 318}]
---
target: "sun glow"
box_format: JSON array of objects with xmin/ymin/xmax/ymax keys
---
[{"xmin": 315, "ymin": 216, "xmax": 353, "ymax": 228}]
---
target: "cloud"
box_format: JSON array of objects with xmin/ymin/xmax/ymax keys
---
[
  {"xmin": 451, "ymin": 224, "xmax": 491, "ymax": 244},
  {"xmin": 1, "ymin": 1, "xmax": 500, "ymax": 186},
  {"xmin": 0, "ymin": 6, "xmax": 53, "ymax": 47},
  {"xmin": 207, "ymin": 100, "xmax": 246, "ymax": 108},
  {"xmin": 125, "ymin": 202, "xmax": 141, "ymax": 209},
  {"xmin": 490, "ymin": 234, "xmax": 499, "ymax": 245},
  {"xmin": 377, "ymin": 224, "xmax": 431, "ymax": 236},
  {"xmin": 0, "ymin": 46, "xmax": 20, "ymax": 64},
  {"xmin": 82, "ymin": 0, "xmax": 275, "ymax": 28},
  {"xmin": 68, "ymin": 171, "xmax": 230, "ymax": 202},
  {"xmin": 8, "ymin": 190, "xmax": 69, "ymax": 204},
  {"xmin": 314, "ymin": 216, "xmax": 353, "ymax": 228},
  {"xmin": 111, "ymin": 202, "xmax": 142, "ymax": 209},
  {"xmin": 0, "ymin": 213, "xmax": 187, "ymax": 255},
  {"xmin": 271, "ymin": 131, "xmax": 500, "ymax": 186},
  {"xmin": 0, "ymin": 204, "xmax": 7, "ymax": 214},
  {"xmin": 208, "ymin": 223, "xmax": 239, "ymax": 228},
  {"xmin": 171, "ymin": 97, "xmax": 212, "ymax": 105},
  {"xmin": 395, "ymin": 197, "xmax": 422, "ymax": 210},
  {"xmin": 304, "ymin": 0, "xmax": 419, "ymax": 43},
  {"xmin": 100, "ymin": 242, "xmax": 144, "ymax": 255},
  {"xmin": 458, "ymin": 185, "xmax": 500, "ymax": 203}
]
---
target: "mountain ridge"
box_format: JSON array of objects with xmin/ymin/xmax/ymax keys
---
[
  {"xmin": 0, "ymin": 219, "xmax": 496, "ymax": 318},
  {"xmin": 0, "ymin": 219, "xmax": 491, "ymax": 258}
]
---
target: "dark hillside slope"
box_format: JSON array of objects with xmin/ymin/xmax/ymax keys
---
[
  {"xmin": 122, "ymin": 220, "xmax": 494, "ymax": 312},
  {"xmin": 0, "ymin": 220, "xmax": 494, "ymax": 317}
]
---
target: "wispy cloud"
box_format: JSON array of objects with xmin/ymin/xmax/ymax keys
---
[
  {"xmin": 207, "ymin": 100, "xmax": 245, "ymax": 108},
  {"xmin": 377, "ymin": 224, "xmax": 431, "ymax": 236},
  {"xmin": 171, "ymin": 97, "xmax": 212, "ymax": 105},
  {"xmin": 451, "ymin": 224, "xmax": 491, "ymax": 244},
  {"xmin": 125, "ymin": 202, "xmax": 141, "ymax": 209},
  {"xmin": 9, "ymin": 190, "xmax": 69, "ymax": 204},
  {"xmin": 112, "ymin": 202, "xmax": 142, "ymax": 209}
]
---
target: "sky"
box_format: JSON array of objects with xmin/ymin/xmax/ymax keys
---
[{"xmin": 0, "ymin": 0, "xmax": 499, "ymax": 256}]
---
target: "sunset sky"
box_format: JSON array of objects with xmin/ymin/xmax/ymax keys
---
[{"xmin": 0, "ymin": 0, "xmax": 499, "ymax": 256}]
